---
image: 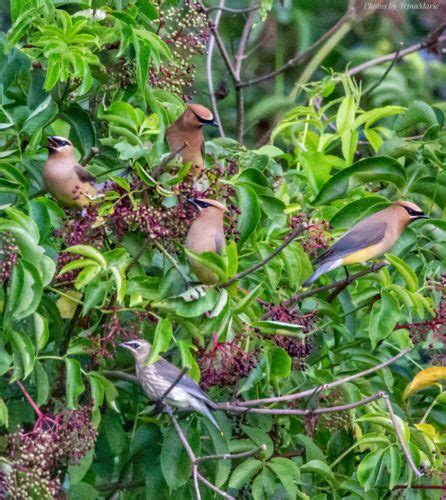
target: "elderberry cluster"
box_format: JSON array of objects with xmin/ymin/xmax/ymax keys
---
[
  {"xmin": 266, "ymin": 304, "xmax": 317, "ymax": 366},
  {"xmin": 54, "ymin": 207, "xmax": 105, "ymax": 283},
  {"xmin": 0, "ymin": 233, "xmax": 18, "ymax": 282},
  {"xmin": 2, "ymin": 408, "xmax": 96, "ymax": 498},
  {"xmin": 151, "ymin": 0, "xmax": 210, "ymax": 98},
  {"xmin": 290, "ymin": 214, "xmax": 332, "ymax": 256},
  {"xmin": 197, "ymin": 333, "xmax": 258, "ymax": 389},
  {"xmin": 406, "ymin": 275, "xmax": 446, "ymax": 347}
]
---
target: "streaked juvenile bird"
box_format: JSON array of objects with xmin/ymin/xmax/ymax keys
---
[
  {"xmin": 166, "ymin": 104, "xmax": 217, "ymax": 180},
  {"xmin": 304, "ymin": 200, "xmax": 428, "ymax": 286},
  {"xmin": 43, "ymin": 136, "xmax": 99, "ymax": 209},
  {"xmin": 120, "ymin": 339, "xmax": 221, "ymax": 430},
  {"xmin": 185, "ymin": 198, "xmax": 227, "ymax": 285}
]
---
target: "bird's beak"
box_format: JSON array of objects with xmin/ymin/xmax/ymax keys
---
[
  {"xmin": 208, "ymin": 119, "xmax": 218, "ymax": 127},
  {"xmin": 417, "ymin": 214, "xmax": 429, "ymax": 219},
  {"xmin": 187, "ymin": 198, "xmax": 199, "ymax": 209},
  {"xmin": 119, "ymin": 342, "xmax": 130, "ymax": 350},
  {"xmin": 47, "ymin": 136, "xmax": 59, "ymax": 151}
]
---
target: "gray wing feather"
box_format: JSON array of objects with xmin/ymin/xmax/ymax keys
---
[
  {"xmin": 74, "ymin": 164, "xmax": 96, "ymax": 184},
  {"xmin": 315, "ymin": 218, "xmax": 387, "ymax": 265},
  {"xmin": 154, "ymin": 358, "xmax": 214, "ymax": 405}
]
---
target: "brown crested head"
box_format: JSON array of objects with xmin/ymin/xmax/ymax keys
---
[
  {"xmin": 181, "ymin": 104, "xmax": 217, "ymax": 128},
  {"xmin": 47, "ymin": 136, "xmax": 74, "ymax": 157},
  {"xmin": 187, "ymin": 198, "xmax": 228, "ymax": 214},
  {"xmin": 394, "ymin": 200, "xmax": 428, "ymax": 224},
  {"xmin": 120, "ymin": 338, "xmax": 152, "ymax": 362}
]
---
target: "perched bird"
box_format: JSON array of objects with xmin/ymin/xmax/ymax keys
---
[
  {"xmin": 304, "ymin": 200, "xmax": 428, "ymax": 286},
  {"xmin": 185, "ymin": 198, "xmax": 227, "ymax": 285},
  {"xmin": 166, "ymin": 104, "xmax": 217, "ymax": 180},
  {"xmin": 120, "ymin": 339, "xmax": 221, "ymax": 430},
  {"xmin": 43, "ymin": 136, "xmax": 99, "ymax": 209}
]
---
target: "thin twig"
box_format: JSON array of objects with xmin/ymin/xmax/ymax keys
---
[
  {"xmin": 281, "ymin": 262, "xmax": 386, "ymax": 310},
  {"xmin": 207, "ymin": 4, "xmax": 260, "ymax": 13},
  {"xmin": 235, "ymin": 348, "xmax": 410, "ymax": 406},
  {"xmin": 362, "ymin": 43, "xmax": 403, "ymax": 99},
  {"xmin": 238, "ymin": 9, "xmax": 354, "ymax": 88},
  {"xmin": 152, "ymin": 239, "xmax": 190, "ymax": 284},
  {"xmin": 348, "ymin": 34, "xmax": 446, "ymax": 77},
  {"xmin": 206, "ymin": 0, "xmax": 226, "ymax": 137},
  {"xmin": 196, "ymin": 444, "xmax": 266, "ymax": 463},
  {"xmin": 152, "ymin": 142, "xmax": 188, "ymax": 178},
  {"xmin": 220, "ymin": 224, "xmax": 306, "ymax": 288},
  {"xmin": 103, "ymin": 370, "xmax": 138, "ymax": 383},
  {"xmin": 234, "ymin": 8, "xmax": 257, "ymax": 142},
  {"xmin": 81, "ymin": 147, "xmax": 99, "ymax": 166},
  {"xmin": 165, "ymin": 406, "xmax": 235, "ymax": 499},
  {"xmin": 394, "ymin": 485, "xmax": 446, "ymax": 490},
  {"xmin": 382, "ymin": 393, "xmax": 422, "ymax": 478},
  {"xmin": 220, "ymin": 393, "xmax": 382, "ymax": 415},
  {"xmin": 160, "ymin": 366, "xmax": 188, "ymax": 401},
  {"xmin": 125, "ymin": 240, "xmax": 151, "ymax": 276}
]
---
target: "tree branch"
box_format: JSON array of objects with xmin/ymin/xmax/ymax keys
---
[
  {"xmin": 362, "ymin": 43, "xmax": 403, "ymax": 99},
  {"xmin": 348, "ymin": 34, "xmax": 446, "ymax": 77},
  {"xmin": 281, "ymin": 262, "xmax": 386, "ymax": 310},
  {"xmin": 235, "ymin": 347, "xmax": 409, "ymax": 406},
  {"xmin": 152, "ymin": 142, "xmax": 188, "ymax": 178},
  {"xmin": 207, "ymin": 4, "xmax": 260, "ymax": 13},
  {"xmin": 196, "ymin": 444, "xmax": 266, "ymax": 463},
  {"xmin": 103, "ymin": 370, "xmax": 138, "ymax": 383},
  {"xmin": 160, "ymin": 366, "xmax": 188, "ymax": 401},
  {"xmin": 234, "ymin": 8, "xmax": 257, "ymax": 142},
  {"xmin": 238, "ymin": 9, "xmax": 354, "ymax": 88},
  {"xmin": 81, "ymin": 147, "xmax": 100, "ymax": 166},
  {"xmin": 382, "ymin": 393, "xmax": 422, "ymax": 478},
  {"xmin": 220, "ymin": 224, "xmax": 306, "ymax": 288},
  {"xmin": 206, "ymin": 0, "xmax": 226, "ymax": 137}
]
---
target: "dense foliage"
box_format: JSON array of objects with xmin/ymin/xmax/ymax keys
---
[{"xmin": 0, "ymin": 0, "xmax": 445, "ymax": 498}]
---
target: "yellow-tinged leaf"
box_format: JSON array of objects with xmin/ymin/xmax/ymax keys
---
[
  {"xmin": 414, "ymin": 423, "xmax": 439, "ymax": 441},
  {"xmin": 403, "ymin": 366, "xmax": 446, "ymax": 399},
  {"xmin": 56, "ymin": 291, "xmax": 82, "ymax": 319}
]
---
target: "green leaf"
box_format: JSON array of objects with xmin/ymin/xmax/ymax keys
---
[
  {"xmin": 152, "ymin": 289, "xmax": 219, "ymax": 318},
  {"xmin": 313, "ymin": 157, "xmax": 406, "ymax": 205},
  {"xmin": 68, "ymin": 449, "xmax": 94, "ymax": 485},
  {"xmin": 224, "ymin": 241, "xmax": 238, "ymax": 278},
  {"xmin": 267, "ymin": 457, "xmax": 299, "ymax": 499},
  {"xmin": 357, "ymin": 449, "xmax": 386, "ymax": 492},
  {"xmin": 9, "ymin": 330, "xmax": 35, "ymax": 380},
  {"xmin": 385, "ymin": 253, "xmax": 418, "ymax": 293},
  {"xmin": 336, "ymin": 94, "xmax": 357, "ymax": 132},
  {"xmin": 236, "ymin": 183, "xmax": 260, "ymax": 247},
  {"xmin": 33, "ymin": 312, "xmax": 49, "ymax": 350},
  {"xmin": 229, "ymin": 458, "xmax": 263, "ymax": 489},
  {"xmin": 267, "ymin": 346, "xmax": 291, "ymax": 380},
  {"xmin": 65, "ymin": 245, "xmax": 107, "ymax": 267},
  {"xmin": 300, "ymin": 459, "xmax": 336, "ymax": 486},
  {"xmin": 368, "ymin": 292, "xmax": 400, "ymax": 348},
  {"xmin": 33, "ymin": 360, "xmax": 50, "ymax": 406},
  {"xmin": 65, "ymin": 358, "xmax": 85, "ymax": 409},
  {"xmin": 387, "ymin": 446, "xmax": 401, "ymax": 490},
  {"xmin": 161, "ymin": 422, "xmax": 194, "ymax": 491},
  {"xmin": 83, "ymin": 279, "xmax": 108, "ymax": 314},
  {"xmin": 147, "ymin": 319, "xmax": 172, "ymax": 364}
]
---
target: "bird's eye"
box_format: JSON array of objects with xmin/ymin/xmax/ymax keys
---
[{"xmin": 129, "ymin": 342, "xmax": 141, "ymax": 349}]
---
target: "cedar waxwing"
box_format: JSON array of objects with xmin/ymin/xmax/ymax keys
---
[
  {"xmin": 304, "ymin": 200, "xmax": 428, "ymax": 286},
  {"xmin": 120, "ymin": 339, "xmax": 221, "ymax": 430},
  {"xmin": 43, "ymin": 136, "xmax": 99, "ymax": 209},
  {"xmin": 166, "ymin": 104, "xmax": 217, "ymax": 180},
  {"xmin": 185, "ymin": 198, "xmax": 227, "ymax": 285}
]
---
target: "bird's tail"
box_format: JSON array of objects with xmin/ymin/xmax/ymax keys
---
[
  {"xmin": 303, "ymin": 259, "xmax": 342, "ymax": 287},
  {"xmin": 195, "ymin": 400, "xmax": 221, "ymax": 432}
]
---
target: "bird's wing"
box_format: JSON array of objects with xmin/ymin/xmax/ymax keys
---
[
  {"xmin": 74, "ymin": 164, "xmax": 96, "ymax": 184},
  {"xmin": 201, "ymin": 139, "xmax": 205, "ymax": 160},
  {"xmin": 315, "ymin": 217, "xmax": 387, "ymax": 265},
  {"xmin": 154, "ymin": 358, "xmax": 214, "ymax": 404}
]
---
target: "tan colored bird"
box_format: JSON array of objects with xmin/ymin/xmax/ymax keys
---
[
  {"xmin": 43, "ymin": 136, "xmax": 99, "ymax": 209},
  {"xmin": 304, "ymin": 200, "xmax": 428, "ymax": 285},
  {"xmin": 120, "ymin": 339, "xmax": 221, "ymax": 430},
  {"xmin": 166, "ymin": 104, "xmax": 217, "ymax": 180},
  {"xmin": 185, "ymin": 198, "xmax": 227, "ymax": 285}
]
